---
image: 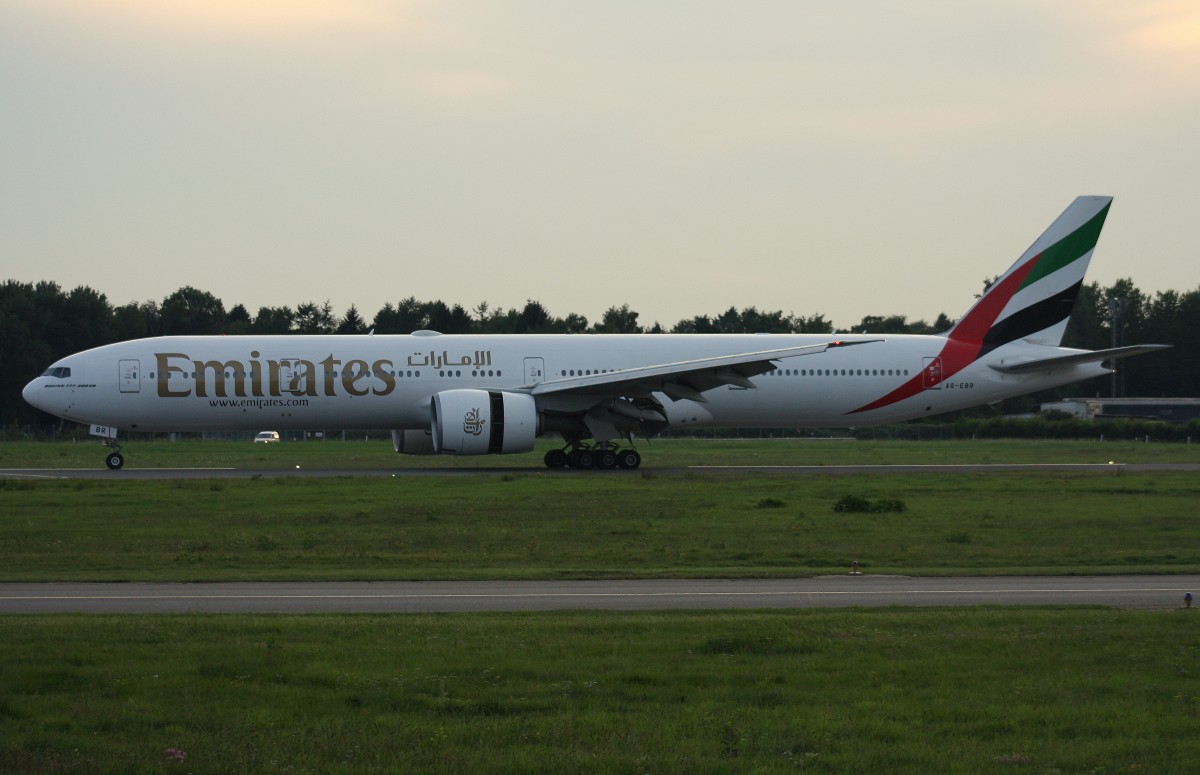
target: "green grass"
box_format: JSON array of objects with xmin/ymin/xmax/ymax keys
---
[
  {"xmin": 3, "ymin": 436, "xmax": 1199, "ymax": 470},
  {"xmin": 2, "ymin": 609, "xmax": 1198, "ymax": 773},
  {"xmin": 3, "ymin": 470, "xmax": 1200, "ymax": 580},
  {"xmin": 6, "ymin": 439, "xmax": 1199, "ymax": 773}
]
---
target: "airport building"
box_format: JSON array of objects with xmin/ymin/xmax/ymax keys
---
[{"xmin": 1040, "ymin": 398, "xmax": 1200, "ymax": 423}]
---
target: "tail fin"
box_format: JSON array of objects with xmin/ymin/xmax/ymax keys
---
[{"xmin": 946, "ymin": 196, "xmax": 1112, "ymax": 352}]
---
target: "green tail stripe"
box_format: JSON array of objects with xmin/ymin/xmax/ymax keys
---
[{"xmin": 1018, "ymin": 201, "xmax": 1111, "ymax": 290}]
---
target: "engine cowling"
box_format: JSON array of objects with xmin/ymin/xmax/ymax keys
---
[
  {"xmin": 431, "ymin": 389, "xmax": 538, "ymax": 455},
  {"xmin": 392, "ymin": 429, "xmax": 437, "ymax": 455}
]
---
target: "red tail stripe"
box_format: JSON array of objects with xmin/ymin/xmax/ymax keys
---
[
  {"xmin": 847, "ymin": 256, "xmax": 1038, "ymax": 415},
  {"xmin": 948, "ymin": 255, "xmax": 1038, "ymax": 345}
]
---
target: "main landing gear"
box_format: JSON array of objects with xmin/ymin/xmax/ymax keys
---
[
  {"xmin": 544, "ymin": 444, "xmax": 641, "ymax": 470},
  {"xmin": 103, "ymin": 441, "xmax": 125, "ymax": 470}
]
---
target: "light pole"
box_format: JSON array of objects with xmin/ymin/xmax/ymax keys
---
[{"xmin": 1107, "ymin": 297, "xmax": 1124, "ymax": 397}]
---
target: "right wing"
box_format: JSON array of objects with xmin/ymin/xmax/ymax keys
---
[{"xmin": 529, "ymin": 339, "xmax": 880, "ymax": 404}]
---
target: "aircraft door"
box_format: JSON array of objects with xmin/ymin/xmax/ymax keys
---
[
  {"xmin": 921, "ymin": 356, "xmax": 943, "ymax": 389},
  {"xmin": 119, "ymin": 359, "xmax": 141, "ymax": 393},
  {"xmin": 279, "ymin": 358, "xmax": 301, "ymax": 395},
  {"xmin": 524, "ymin": 357, "xmax": 545, "ymax": 385}
]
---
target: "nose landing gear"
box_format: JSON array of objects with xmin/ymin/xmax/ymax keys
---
[{"xmin": 103, "ymin": 441, "xmax": 125, "ymax": 470}]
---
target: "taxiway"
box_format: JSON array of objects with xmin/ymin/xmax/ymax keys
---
[
  {"xmin": 3, "ymin": 462, "xmax": 1199, "ymax": 479},
  {"xmin": 2, "ymin": 576, "xmax": 1196, "ymax": 614}
]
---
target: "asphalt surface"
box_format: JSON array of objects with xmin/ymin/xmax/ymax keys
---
[
  {"xmin": 2, "ymin": 576, "xmax": 1196, "ymax": 614},
  {"xmin": 3, "ymin": 462, "xmax": 1200, "ymax": 479}
]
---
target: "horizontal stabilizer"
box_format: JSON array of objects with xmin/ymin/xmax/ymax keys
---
[{"xmin": 988, "ymin": 344, "xmax": 1171, "ymax": 374}]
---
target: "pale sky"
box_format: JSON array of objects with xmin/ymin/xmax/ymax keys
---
[{"xmin": 3, "ymin": 0, "xmax": 1198, "ymax": 330}]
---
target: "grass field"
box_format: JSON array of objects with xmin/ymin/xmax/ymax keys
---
[
  {"xmin": 3, "ymin": 468, "xmax": 1200, "ymax": 581},
  {"xmin": 4, "ymin": 439, "xmax": 1199, "ymax": 772},
  {"xmin": 3, "ymin": 609, "xmax": 1198, "ymax": 773}
]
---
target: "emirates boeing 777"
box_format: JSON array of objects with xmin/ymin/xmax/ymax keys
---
[{"xmin": 23, "ymin": 196, "xmax": 1168, "ymax": 470}]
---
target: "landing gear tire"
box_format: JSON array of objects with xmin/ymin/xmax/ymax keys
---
[
  {"xmin": 549, "ymin": 444, "xmax": 640, "ymax": 471},
  {"xmin": 568, "ymin": 449, "xmax": 596, "ymax": 469},
  {"xmin": 105, "ymin": 452, "xmax": 125, "ymax": 470}
]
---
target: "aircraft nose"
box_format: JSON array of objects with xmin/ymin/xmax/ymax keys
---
[{"xmin": 22, "ymin": 377, "xmax": 44, "ymax": 411}]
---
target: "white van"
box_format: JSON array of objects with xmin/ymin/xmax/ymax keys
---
[{"xmin": 253, "ymin": 431, "xmax": 280, "ymax": 443}]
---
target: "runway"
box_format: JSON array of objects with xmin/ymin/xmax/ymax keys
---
[
  {"xmin": 2, "ymin": 576, "xmax": 1196, "ymax": 614},
  {"xmin": 3, "ymin": 462, "xmax": 1199, "ymax": 479}
]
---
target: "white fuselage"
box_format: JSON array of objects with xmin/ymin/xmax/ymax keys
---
[{"xmin": 22, "ymin": 332, "xmax": 1108, "ymax": 433}]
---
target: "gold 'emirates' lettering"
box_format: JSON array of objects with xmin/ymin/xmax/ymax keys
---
[{"xmin": 155, "ymin": 352, "xmax": 397, "ymax": 399}]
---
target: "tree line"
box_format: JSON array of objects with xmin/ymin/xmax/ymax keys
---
[{"xmin": 3, "ymin": 278, "xmax": 1195, "ymax": 427}]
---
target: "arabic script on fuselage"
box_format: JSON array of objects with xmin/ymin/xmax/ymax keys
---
[{"xmin": 405, "ymin": 350, "xmax": 493, "ymax": 369}]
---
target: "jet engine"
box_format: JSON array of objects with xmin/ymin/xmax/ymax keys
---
[
  {"xmin": 391, "ymin": 428, "xmax": 437, "ymax": 455},
  {"xmin": 431, "ymin": 389, "xmax": 538, "ymax": 455}
]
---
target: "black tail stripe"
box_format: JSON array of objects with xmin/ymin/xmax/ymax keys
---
[{"xmin": 979, "ymin": 279, "xmax": 1083, "ymax": 357}]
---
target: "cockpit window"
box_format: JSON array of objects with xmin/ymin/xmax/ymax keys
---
[{"xmin": 42, "ymin": 367, "xmax": 71, "ymax": 378}]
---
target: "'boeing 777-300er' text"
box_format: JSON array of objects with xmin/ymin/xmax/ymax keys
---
[{"xmin": 23, "ymin": 196, "xmax": 1169, "ymax": 470}]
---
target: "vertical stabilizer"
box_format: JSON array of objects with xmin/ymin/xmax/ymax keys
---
[{"xmin": 946, "ymin": 196, "xmax": 1111, "ymax": 351}]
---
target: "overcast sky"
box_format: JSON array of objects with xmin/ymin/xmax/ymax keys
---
[{"xmin": 3, "ymin": 0, "xmax": 1197, "ymax": 330}]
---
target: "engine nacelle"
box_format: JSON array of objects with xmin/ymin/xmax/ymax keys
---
[
  {"xmin": 392, "ymin": 429, "xmax": 437, "ymax": 455},
  {"xmin": 431, "ymin": 389, "xmax": 538, "ymax": 455}
]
